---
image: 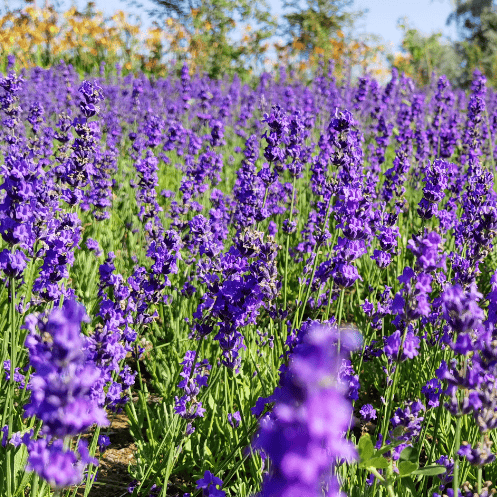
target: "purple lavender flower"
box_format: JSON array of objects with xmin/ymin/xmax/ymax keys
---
[
  {"xmin": 98, "ymin": 434, "xmax": 111, "ymax": 453},
  {"xmin": 23, "ymin": 300, "xmax": 108, "ymax": 488},
  {"xmin": 458, "ymin": 441, "xmax": 495, "ymax": 467},
  {"xmin": 228, "ymin": 411, "xmax": 241, "ymax": 428},
  {"xmin": 254, "ymin": 324, "xmax": 359, "ymax": 496},
  {"xmin": 196, "ymin": 470, "xmax": 226, "ymax": 497},
  {"xmin": 26, "ymin": 439, "xmax": 98, "ymax": 490},
  {"xmin": 359, "ymin": 404, "xmax": 377, "ymax": 422},
  {"xmin": 23, "ymin": 300, "xmax": 108, "ymax": 436},
  {"xmin": 85, "ymin": 237, "xmax": 102, "ymax": 257},
  {"xmin": 421, "ymin": 378, "xmax": 442, "ymax": 408},
  {"xmin": 174, "ymin": 351, "xmax": 211, "ymax": 433}
]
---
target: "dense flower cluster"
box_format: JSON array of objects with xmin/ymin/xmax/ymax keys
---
[
  {"xmin": 3, "ymin": 60, "xmax": 497, "ymax": 497},
  {"xmin": 23, "ymin": 300, "xmax": 108, "ymax": 487}
]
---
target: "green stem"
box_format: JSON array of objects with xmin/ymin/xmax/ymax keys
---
[
  {"xmin": 380, "ymin": 326, "xmax": 409, "ymax": 441},
  {"xmin": 234, "ymin": 385, "xmax": 259, "ymax": 480},
  {"xmin": 135, "ymin": 344, "xmax": 155, "ymax": 448},
  {"xmin": 295, "ymin": 247, "xmax": 321, "ymax": 330},
  {"xmin": 31, "ymin": 473, "xmax": 39, "ymax": 497},
  {"xmin": 484, "ymin": 108, "xmax": 495, "ymax": 181},
  {"xmin": 7, "ymin": 276, "xmax": 17, "ymax": 497},
  {"xmin": 283, "ymin": 176, "xmax": 297, "ymax": 312},
  {"xmin": 293, "ymin": 195, "xmax": 333, "ymax": 331},
  {"xmin": 256, "ymin": 188, "xmax": 269, "ymax": 231},
  {"xmin": 453, "ymin": 416, "xmax": 462, "ymax": 497},
  {"xmin": 336, "ymin": 290, "xmax": 345, "ymax": 354},
  {"xmin": 477, "ymin": 433, "xmax": 484, "ymax": 494},
  {"xmin": 323, "ymin": 278, "xmax": 334, "ymax": 322}
]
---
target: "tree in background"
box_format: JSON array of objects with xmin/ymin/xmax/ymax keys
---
[
  {"xmin": 126, "ymin": 0, "xmax": 276, "ymax": 79},
  {"xmin": 447, "ymin": 0, "xmax": 497, "ymax": 86},
  {"xmin": 282, "ymin": 0, "xmax": 358, "ymax": 57},
  {"xmin": 276, "ymin": 0, "xmax": 382, "ymax": 78},
  {"xmin": 391, "ymin": 18, "xmax": 463, "ymax": 87}
]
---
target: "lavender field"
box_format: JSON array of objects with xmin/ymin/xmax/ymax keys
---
[{"xmin": 1, "ymin": 59, "xmax": 497, "ymax": 497}]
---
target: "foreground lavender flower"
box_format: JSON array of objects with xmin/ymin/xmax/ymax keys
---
[
  {"xmin": 23, "ymin": 300, "xmax": 108, "ymax": 488},
  {"xmin": 26, "ymin": 438, "xmax": 98, "ymax": 489},
  {"xmin": 253, "ymin": 324, "xmax": 359, "ymax": 497}
]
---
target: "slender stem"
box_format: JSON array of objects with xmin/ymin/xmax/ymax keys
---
[
  {"xmin": 477, "ymin": 432, "xmax": 484, "ymax": 494},
  {"xmin": 256, "ymin": 188, "xmax": 269, "ymax": 231},
  {"xmin": 453, "ymin": 416, "xmax": 462, "ymax": 497},
  {"xmin": 323, "ymin": 278, "xmax": 334, "ymax": 321},
  {"xmin": 31, "ymin": 473, "xmax": 39, "ymax": 497},
  {"xmin": 380, "ymin": 326, "xmax": 409, "ymax": 441},
  {"xmin": 484, "ymin": 108, "xmax": 495, "ymax": 179},
  {"xmin": 283, "ymin": 176, "xmax": 297, "ymax": 312},
  {"xmin": 7, "ymin": 276, "xmax": 17, "ymax": 497},
  {"xmin": 293, "ymin": 194, "xmax": 333, "ymax": 331},
  {"xmin": 336, "ymin": 290, "xmax": 345, "ymax": 354},
  {"xmin": 436, "ymin": 110, "xmax": 442, "ymax": 159},
  {"xmin": 367, "ymin": 467, "xmax": 386, "ymax": 482},
  {"xmin": 295, "ymin": 247, "xmax": 321, "ymax": 330}
]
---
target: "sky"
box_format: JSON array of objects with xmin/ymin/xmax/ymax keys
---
[{"xmin": 65, "ymin": 0, "xmax": 459, "ymax": 53}]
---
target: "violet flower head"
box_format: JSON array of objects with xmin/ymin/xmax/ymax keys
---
[
  {"xmin": 254, "ymin": 324, "xmax": 359, "ymax": 497},
  {"xmin": 23, "ymin": 300, "xmax": 109, "ymax": 437},
  {"xmin": 228, "ymin": 411, "xmax": 241, "ymax": 428},
  {"xmin": 442, "ymin": 284, "xmax": 484, "ymax": 335},
  {"xmin": 26, "ymin": 439, "xmax": 98, "ymax": 489},
  {"xmin": 407, "ymin": 231, "xmax": 446, "ymax": 273},
  {"xmin": 196, "ymin": 470, "xmax": 226, "ymax": 497},
  {"xmin": 23, "ymin": 301, "xmax": 109, "ymax": 488},
  {"xmin": 78, "ymin": 80, "xmax": 103, "ymax": 118},
  {"xmin": 360, "ymin": 404, "xmax": 377, "ymax": 422},
  {"xmin": 458, "ymin": 441, "xmax": 495, "ymax": 467},
  {"xmin": 174, "ymin": 351, "xmax": 211, "ymax": 433}
]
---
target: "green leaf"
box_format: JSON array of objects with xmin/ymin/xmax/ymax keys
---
[
  {"xmin": 399, "ymin": 461, "xmax": 418, "ymax": 477},
  {"xmin": 399, "ymin": 446, "xmax": 419, "ymax": 463},
  {"xmin": 366, "ymin": 457, "xmax": 389, "ymax": 469},
  {"xmin": 357, "ymin": 434, "xmax": 374, "ymax": 463},
  {"xmin": 412, "ymin": 465, "xmax": 447, "ymax": 476},
  {"xmin": 203, "ymin": 442, "xmax": 212, "ymax": 458},
  {"xmin": 13, "ymin": 445, "xmax": 30, "ymax": 496},
  {"xmin": 375, "ymin": 438, "xmax": 407, "ymax": 456},
  {"xmin": 207, "ymin": 392, "xmax": 216, "ymax": 411},
  {"xmin": 402, "ymin": 477, "xmax": 418, "ymax": 496},
  {"xmin": 391, "ymin": 426, "xmax": 405, "ymax": 438}
]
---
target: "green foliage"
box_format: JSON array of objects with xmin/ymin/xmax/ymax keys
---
[
  {"xmin": 391, "ymin": 19, "xmax": 464, "ymax": 87},
  {"xmin": 445, "ymin": 0, "xmax": 497, "ymax": 87},
  {"xmin": 146, "ymin": 0, "xmax": 276, "ymax": 78},
  {"xmin": 282, "ymin": 0, "xmax": 360, "ymax": 57}
]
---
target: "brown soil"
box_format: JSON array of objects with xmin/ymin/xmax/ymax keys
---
[{"xmin": 77, "ymin": 412, "xmax": 136, "ymax": 497}]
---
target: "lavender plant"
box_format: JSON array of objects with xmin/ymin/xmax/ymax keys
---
[{"xmin": 1, "ymin": 59, "xmax": 497, "ymax": 497}]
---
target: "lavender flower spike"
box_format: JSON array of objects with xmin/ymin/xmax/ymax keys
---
[
  {"xmin": 23, "ymin": 300, "xmax": 109, "ymax": 488},
  {"xmin": 254, "ymin": 324, "xmax": 359, "ymax": 496}
]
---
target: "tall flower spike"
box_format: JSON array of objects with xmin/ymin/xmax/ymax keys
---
[
  {"xmin": 254, "ymin": 324, "xmax": 359, "ymax": 497},
  {"xmin": 23, "ymin": 300, "xmax": 109, "ymax": 489}
]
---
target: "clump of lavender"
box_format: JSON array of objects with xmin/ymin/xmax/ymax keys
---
[
  {"xmin": 174, "ymin": 351, "xmax": 211, "ymax": 434},
  {"xmin": 417, "ymin": 159, "xmax": 449, "ymax": 220},
  {"xmin": 23, "ymin": 300, "xmax": 109, "ymax": 488},
  {"xmin": 192, "ymin": 228, "xmax": 279, "ymax": 371},
  {"xmin": 59, "ymin": 81, "xmax": 104, "ymax": 207},
  {"xmin": 253, "ymin": 324, "xmax": 359, "ymax": 496}
]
